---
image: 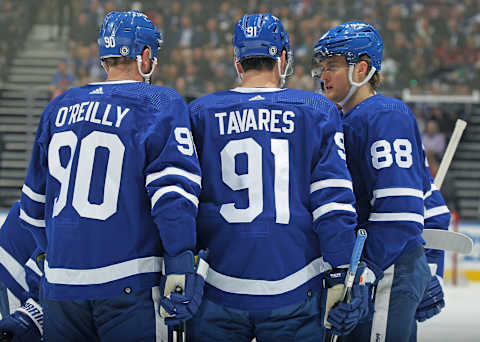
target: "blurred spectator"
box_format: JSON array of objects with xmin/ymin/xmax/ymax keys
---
[
  {"xmin": 423, "ymin": 120, "xmax": 446, "ymax": 159},
  {"xmin": 71, "ymin": 12, "xmax": 98, "ymax": 47},
  {"xmin": 2, "ymin": 0, "xmax": 480, "ymax": 98},
  {"xmin": 50, "ymin": 60, "xmax": 76, "ymax": 99}
]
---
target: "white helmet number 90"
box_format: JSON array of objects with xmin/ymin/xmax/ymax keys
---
[{"xmin": 104, "ymin": 36, "xmax": 116, "ymax": 48}]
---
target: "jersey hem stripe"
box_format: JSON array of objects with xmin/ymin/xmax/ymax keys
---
[
  {"xmin": 44, "ymin": 256, "xmax": 163, "ymax": 285},
  {"xmin": 205, "ymin": 257, "xmax": 331, "ymax": 296}
]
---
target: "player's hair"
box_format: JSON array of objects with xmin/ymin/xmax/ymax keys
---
[
  {"xmin": 358, "ymin": 54, "xmax": 381, "ymax": 89},
  {"xmin": 101, "ymin": 57, "xmax": 135, "ymax": 70},
  {"xmin": 240, "ymin": 57, "xmax": 276, "ymax": 72}
]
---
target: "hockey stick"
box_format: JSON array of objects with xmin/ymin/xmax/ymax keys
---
[
  {"xmin": 171, "ymin": 286, "xmax": 186, "ymax": 342},
  {"xmin": 422, "ymin": 229, "xmax": 472, "ymax": 254},
  {"xmin": 434, "ymin": 119, "xmax": 467, "ymax": 189},
  {"xmin": 330, "ymin": 228, "xmax": 368, "ymax": 342},
  {"xmin": 420, "ymin": 119, "xmax": 472, "ymax": 254}
]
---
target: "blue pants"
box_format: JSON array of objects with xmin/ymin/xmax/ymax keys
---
[
  {"xmin": 43, "ymin": 286, "xmax": 167, "ymax": 342},
  {"xmin": 340, "ymin": 245, "xmax": 430, "ymax": 342},
  {"xmin": 187, "ymin": 293, "xmax": 325, "ymax": 342}
]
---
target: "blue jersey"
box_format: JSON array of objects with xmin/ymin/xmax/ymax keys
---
[
  {"xmin": 20, "ymin": 81, "xmax": 201, "ymax": 300},
  {"xmin": 190, "ymin": 87, "xmax": 357, "ymax": 311},
  {"xmin": 423, "ymin": 168, "xmax": 450, "ymax": 278},
  {"xmin": 0, "ymin": 202, "xmax": 42, "ymax": 315},
  {"xmin": 342, "ymin": 94, "xmax": 448, "ymax": 271}
]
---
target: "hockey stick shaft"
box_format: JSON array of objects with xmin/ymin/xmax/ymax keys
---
[
  {"xmin": 434, "ymin": 119, "xmax": 467, "ymax": 189},
  {"xmin": 330, "ymin": 229, "xmax": 368, "ymax": 342}
]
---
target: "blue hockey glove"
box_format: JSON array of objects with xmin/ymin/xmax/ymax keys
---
[
  {"xmin": 159, "ymin": 249, "xmax": 209, "ymax": 326},
  {"xmin": 0, "ymin": 299, "xmax": 42, "ymax": 342},
  {"xmin": 324, "ymin": 262, "xmax": 371, "ymax": 336},
  {"xmin": 415, "ymin": 275, "xmax": 445, "ymax": 322}
]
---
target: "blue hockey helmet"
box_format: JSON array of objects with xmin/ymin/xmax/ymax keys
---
[
  {"xmin": 233, "ymin": 13, "xmax": 293, "ymax": 86},
  {"xmin": 312, "ymin": 21, "xmax": 383, "ymax": 71},
  {"xmin": 98, "ymin": 10, "xmax": 163, "ymax": 61}
]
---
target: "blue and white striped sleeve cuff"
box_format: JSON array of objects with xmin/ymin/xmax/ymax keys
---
[
  {"xmin": 310, "ymin": 179, "xmax": 356, "ymax": 222},
  {"xmin": 146, "ymin": 166, "xmax": 201, "ymax": 209}
]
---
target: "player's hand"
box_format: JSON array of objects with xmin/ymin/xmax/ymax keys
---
[
  {"xmin": 0, "ymin": 299, "xmax": 43, "ymax": 342},
  {"xmin": 159, "ymin": 249, "xmax": 209, "ymax": 326},
  {"xmin": 324, "ymin": 262, "xmax": 372, "ymax": 336},
  {"xmin": 415, "ymin": 275, "xmax": 445, "ymax": 322}
]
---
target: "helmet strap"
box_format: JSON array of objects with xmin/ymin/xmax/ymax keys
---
[
  {"xmin": 234, "ymin": 60, "xmax": 243, "ymax": 83},
  {"xmin": 338, "ymin": 65, "xmax": 376, "ymax": 107},
  {"xmin": 278, "ymin": 54, "xmax": 293, "ymax": 88},
  {"xmin": 137, "ymin": 55, "xmax": 157, "ymax": 83}
]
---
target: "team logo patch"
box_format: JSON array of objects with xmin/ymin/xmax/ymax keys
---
[
  {"xmin": 269, "ymin": 46, "xmax": 277, "ymax": 56},
  {"xmin": 120, "ymin": 46, "xmax": 130, "ymax": 56}
]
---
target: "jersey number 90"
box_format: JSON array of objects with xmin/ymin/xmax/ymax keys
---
[{"xmin": 49, "ymin": 131, "xmax": 124, "ymax": 220}]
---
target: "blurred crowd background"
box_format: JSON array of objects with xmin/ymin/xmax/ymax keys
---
[{"xmin": 1, "ymin": 0, "xmax": 478, "ymax": 211}]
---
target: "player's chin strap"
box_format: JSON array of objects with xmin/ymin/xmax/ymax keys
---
[
  {"xmin": 137, "ymin": 55, "xmax": 158, "ymax": 84},
  {"xmin": 338, "ymin": 65, "xmax": 377, "ymax": 107}
]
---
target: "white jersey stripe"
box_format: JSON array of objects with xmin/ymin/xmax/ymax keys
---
[
  {"xmin": 44, "ymin": 256, "xmax": 163, "ymax": 286},
  {"xmin": 370, "ymin": 264, "xmax": 394, "ymax": 342},
  {"xmin": 205, "ymin": 257, "xmax": 331, "ymax": 296},
  {"xmin": 146, "ymin": 167, "xmax": 201, "ymax": 187},
  {"xmin": 310, "ymin": 179, "xmax": 353, "ymax": 193},
  {"xmin": 0, "ymin": 247, "xmax": 28, "ymax": 290},
  {"xmin": 151, "ymin": 185, "xmax": 198, "ymax": 209},
  {"xmin": 425, "ymin": 205, "xmax": 450, "ymax": 219},
  {"xmin": 19, "ymin": 209, "xmax": 45, "ymax": 228},
  {"xmin": 369, "ymin": 212, "xmax": 424, "ymax": 225},
  {"xmin": 371, "ymin": 188, "xmax": 423, "ymax": 205},
  {"xmin": 312, "ymin": 203, "xmax": 356, "ymax": 221},
  {"xmin": 423, "ymin": 183, "xmax": 438, "ymax": 200},
  {"xmin": 25, "ymin": 259, "xmax": 43, "ymax": 277},
  {"xmin": 22, "ymin": 185, "xmax": 46, "ymax": 203},
  {"xmin": 7, "ymin": 289, "xmax": 21, "ymax": 315}
]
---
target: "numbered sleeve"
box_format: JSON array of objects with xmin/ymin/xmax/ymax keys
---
[
  {"xmin": 20, "ymin": 109, "xmax": 51, "ymax": 252},
  {"xmin": 363, "ymin": 111, "xmax": 427, "ymax": 269},
  {"xmin": 310, "ymin": 106, "xmax": 357, "ymax": 267},
  {"xmin": 423, "ymin": 165, "xmax": 450, "ymax": 278},
  {"xmin": 144, "ymin": 96, "xmax": 202, "ymax": 257}
]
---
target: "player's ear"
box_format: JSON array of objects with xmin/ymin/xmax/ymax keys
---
[
  {"xmin": 280, "ymin": 50, "xmax": 286, "ymax": 71},
  {"xmin": 354, "ymin": 60, "xmax": 369, "ymax": 81},
  {"xmin": 141, "ymin": 47, "xmax": 152, "ymax": 66}
]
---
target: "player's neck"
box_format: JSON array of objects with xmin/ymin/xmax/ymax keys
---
[
  {"xmin": 106, "ymin": 66, "xmax": 143, "ymax": 82},
  {"xmin": 343, "ymin": 85, "xmax": 375, "ymax": 113},
  {"xmin": 241, "ymin": 70, "xmax": 280, "ymax": 88}
]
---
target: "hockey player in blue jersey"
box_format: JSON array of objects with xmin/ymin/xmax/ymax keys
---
[
  {"xmin": 187, "ymin": 13, "xmax": 372, "ymax": 341},
  {"xmin": 312, "ymin": 21, "xmax": 451, "ymax": 341},
  {"xmin": 19, "ymin": 10, "xmax": 205, "ymax": 341},
  {"xmin": 0, "ymin": 201, "xmax": 42, "ymax": 342}
]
